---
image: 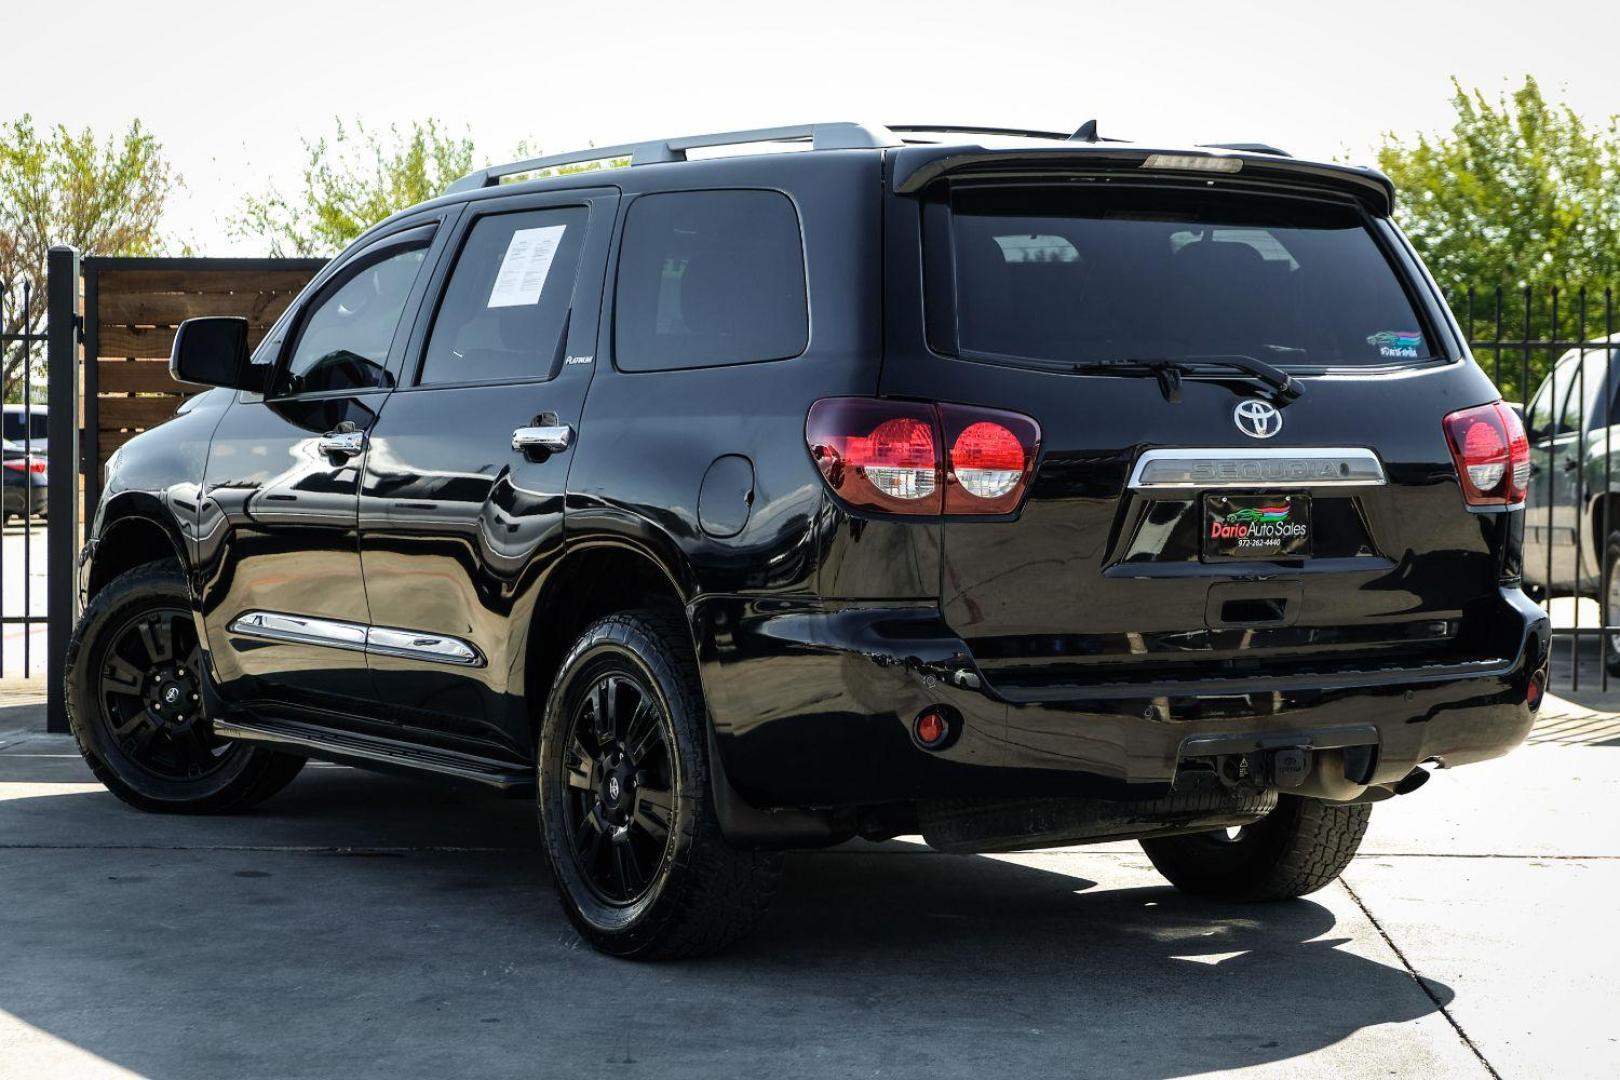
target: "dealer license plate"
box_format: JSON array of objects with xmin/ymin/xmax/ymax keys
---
[{"xmin": 1203, "ymin": 494, "xmax": 1311, "ymax": 560}]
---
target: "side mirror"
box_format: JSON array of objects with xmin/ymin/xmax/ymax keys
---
[{"xmin": 170, "ymin": 317, "xmax": 264, "ymax": 392}]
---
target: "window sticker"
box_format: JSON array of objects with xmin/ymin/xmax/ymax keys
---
[
  {"xmin": 487, "ymin": 225, "xmax": 568, "ymax": 308},
  {"xmin": 1367, "ymin": 330, "xmax": 1423, "ymax": 358}
]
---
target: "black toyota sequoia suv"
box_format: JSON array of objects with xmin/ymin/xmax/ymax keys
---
[{"xmin": 68, "ymin": 123, "xmax": 1550, "ymax": 959}]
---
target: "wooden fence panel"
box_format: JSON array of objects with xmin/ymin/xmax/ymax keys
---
[{"xmin": 84, "ymin": 259, "xmax": 323, "ymax": 477}]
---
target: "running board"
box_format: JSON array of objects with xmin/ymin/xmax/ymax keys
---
[{"xmin": 212, "ymin": 717, "xmax": 532, "ymax": 792}]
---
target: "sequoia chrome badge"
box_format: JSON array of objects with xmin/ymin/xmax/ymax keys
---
[{"xmin": 1234, "ymin": 399, "xmax": 1283, "ymax": 439}]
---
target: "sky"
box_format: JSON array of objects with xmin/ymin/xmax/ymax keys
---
[{"xmin": 6, "ymin": 0, "xmax": 1619, "ymax": 255}]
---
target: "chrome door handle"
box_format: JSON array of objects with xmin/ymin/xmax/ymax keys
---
[
  {"xmin": 512, "ymin": 425, "xmax": 573, "ymax": 454},
  {"xmin": 317, "ymin": 429, "xmax": 367, "ymax": 457}
]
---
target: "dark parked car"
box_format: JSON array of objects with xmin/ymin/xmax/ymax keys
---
[
  {"xmin": 2, "ymin": 404, "xmax": 50, "ymax": 458},
  {"xmin": 1, "ymin": 440, "xmax": 48, "ymax": 520},
  {"xmin": 68, "ymin": 123, "xmax": 1549, "ymax": 959}
]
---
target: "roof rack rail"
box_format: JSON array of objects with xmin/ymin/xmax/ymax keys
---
[
  {"xmin": 1199, "ymin": 142, "xmax": 1292, "ymax": 157},
  {"xmin": 888, "ymin": 124, "xmax": 1073, "ymax": 142},
  {"xmin": 443, "ymin": 122, "xmax": 899, "ymax": 195}
]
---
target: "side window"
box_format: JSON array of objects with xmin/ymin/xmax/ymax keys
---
[
  {"xmin": 419, "ymin": 206, "xmax": 588, "ymax": 386},
  {"xmin": 1527, "ymin": 359, "xmax": 1576, "ymax": 440},
  {"xmin": 1559, "ymin": 373, "xmax": 1588, "ymax": 435},
  {"xmin": 614, "ymin": 190, "xmax": 807, "ymax": 371},
  {"xmin": 275, "ymin": 239, "xmax": 431, "ymax": 397}
]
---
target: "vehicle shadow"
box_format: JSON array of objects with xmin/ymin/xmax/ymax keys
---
[{"xmin": 0, "ymin": 766, "xmax": 1454, "ymax": 1080}]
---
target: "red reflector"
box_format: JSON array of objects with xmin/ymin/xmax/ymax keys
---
[
  {"xmin": 1443, "ymin": 402, "xmax": 1528, "ymax": 507},
  {"xmin": 914, "ymin": 709, "xmax": 949, "ymax": 748},
  {"xmin": 1526, "ymin": 672, "xmax": 1545, "ymax": 710}
]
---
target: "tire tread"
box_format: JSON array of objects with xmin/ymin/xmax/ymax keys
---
[
  {"xmin": 541, "ymin": 609, "xmax": 780, "ymax": 960},
  {"xmin": 65, "ymin": 559, "xmax": 305, "ymax": 815},
  {"xmin": 1140, "ymin": 795, "xmax": 1371, "ymax": 901}
]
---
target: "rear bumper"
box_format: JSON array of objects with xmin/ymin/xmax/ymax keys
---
[{"xmin": 691, "ymin": 588, "xmax": 1550, "ymax": 808}]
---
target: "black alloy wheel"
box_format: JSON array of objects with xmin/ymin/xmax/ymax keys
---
[
  {"xmin": 66, "ymin": 560, "xmax": 305, "ymax": 814},
  {"xmin": 559, "ymin": 671, "xmax": 677, "ymax": 905},
  {"xmin": 97, "ymin": 606, "xmax": 228, "ymax": 781},
  {"xmin": 537, "ymin": 610, "xmax": 781, "ymax": 959}
]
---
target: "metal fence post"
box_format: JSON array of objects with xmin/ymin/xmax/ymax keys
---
[{"xmin": 46, "ymin": 246, "xmax": 81, "ymax": 734}]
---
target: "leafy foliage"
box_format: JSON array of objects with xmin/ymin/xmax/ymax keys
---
[
  {"xmin": 0, "ymin": 116, "xmax": 176, "ymax": 401},
  {"xmin": 231, "ymin": 119, "xmax": 478, "ymax": 257},
  {"xmin": 232, "ymin": 120, "xmax": 632, "ymax": 258},
  {"xmin": 1377, "ymin": 77, "xmax": 1620, "ymax": 397}
]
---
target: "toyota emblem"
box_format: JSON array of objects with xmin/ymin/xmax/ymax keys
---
[{"xmin": 1233, "ymin": 399, "xmax": 1283, "ymax": 439}]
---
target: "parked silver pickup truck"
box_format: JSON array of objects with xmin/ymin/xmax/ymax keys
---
[{"xmin": 1521, "ymin": 333, "xmax": 1620, "ymax": 669}]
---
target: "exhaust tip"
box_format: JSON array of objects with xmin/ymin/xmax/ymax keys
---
[{"xmin": 1393, "ymin": 766, "xmax": 1432, "ymax": 796}]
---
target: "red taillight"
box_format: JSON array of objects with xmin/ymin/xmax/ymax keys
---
[
  {"xmin": 854, "ymin": 416, "xmax": 938, "ymax": 503},
  {"xmin": 942, "ymin": 406, "xmax": 1041, "ymax": 515},
  {"xmin": 806, "ymin": 399, "xmax": 942, "ymax": 514},
  {"xmin": 806, "ymin": 398, "xmax": 1040, "ymax": 517},
  {"xmin": 2, "ymin": 457, "xmax": 44, "ymax": 474},
  {"xmin": 1443, "ymin": 402, "xmax": 1528, "ymax": 508}
]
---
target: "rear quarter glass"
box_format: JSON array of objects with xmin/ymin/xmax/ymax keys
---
[{"xmin": 929, "ymin": 182, "xmax": 1437, "ymax": 372}]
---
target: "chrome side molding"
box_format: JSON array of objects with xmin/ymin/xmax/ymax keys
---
[
  {"xmin": 1128, "ymin": 447, "xmax": 1387, "ymax": 491},
  {"xmin": 229, "ymin": 611, "xmax": 367, "ymax": 652},
  {"xmin": 364, "ymin": 626, "xmax": 482, "ymax": 666},
  {"xmin": 228, "ymin": 612, "xmax": 485, "ymax": 667}
]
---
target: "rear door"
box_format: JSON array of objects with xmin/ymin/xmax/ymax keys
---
[
  {"xmin": 880, "ymin": 175, "xmax": 1510, "ymax": 695},
  {"xmin": 356, "ymin": 188, "xmax": 616, "ymax": 759}
]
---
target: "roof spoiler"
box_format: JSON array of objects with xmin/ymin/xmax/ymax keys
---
[{"xmin": 890, "ymin": 145, "xmax": 1396, "ymax": 215}]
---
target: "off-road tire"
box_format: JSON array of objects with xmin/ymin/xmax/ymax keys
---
[
  {"xmin": 1140, "ymin": 794, "xmax": 1371, "ymax": 900},
  {"xmin": 65, "ymin": 559, "xmax": 305, "ymax": 814},
  {"xmin": 537, "ymin": 609, "xmax": 781, "ymax": 960}
]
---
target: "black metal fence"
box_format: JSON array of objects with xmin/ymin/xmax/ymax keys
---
[
  {"xmin": 0, "ymin": 275, "xmax": 49, "ymax": 681},
  {"xmin": 1453, "ymin": 285, "xmax": 1619, "ymax": 693}
]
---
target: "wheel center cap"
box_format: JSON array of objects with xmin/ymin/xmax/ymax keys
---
[
  {"xmin": 607, "ymin": 775, "xmax": 622, "ymax": 800},
  {"xmin": 163, "ymin": 686, "xmax": 183, "ymax": 706}
]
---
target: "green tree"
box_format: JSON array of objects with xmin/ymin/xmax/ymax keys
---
[
  {"xmin": 231, "ymin": 120, "xmax": 629, "ymax": 258},
  {"xmin": 1376, "ymin": 77, "xmax": 1620, "ymax": 396},
  {"xmin": 0, "ymin": 116, "xmax": 176, "ymax": 402},
  {"xmin": 231, "ymin": 119, "xmax": 478, "ymax": 257}
]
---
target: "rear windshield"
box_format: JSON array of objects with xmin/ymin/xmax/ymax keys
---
[{"xmin": 934, "ymin": 185, "xmax": 1433, "ymax": 370}]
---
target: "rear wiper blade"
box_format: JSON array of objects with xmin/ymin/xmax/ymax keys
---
[{"xmin": 1072, "ymin": 355, "xmax": 1304, "ymax": 405}]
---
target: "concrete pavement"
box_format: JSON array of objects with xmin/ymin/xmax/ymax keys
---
[{"xmin": 1, "ymin": 690, "xmax": 1617, "ymax": 1079}]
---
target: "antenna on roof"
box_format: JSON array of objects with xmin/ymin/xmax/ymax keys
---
[{"xmin": 1070, "ymin": 119, "xmax": 1101, "ymax": 143}]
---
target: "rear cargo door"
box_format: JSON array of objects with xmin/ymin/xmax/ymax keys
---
[{"xmin": 880, "ymin": 176, "xmax": 1513, "ymax": 696}]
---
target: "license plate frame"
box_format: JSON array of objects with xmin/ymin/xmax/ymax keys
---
[{"xmin": 1203, "ymin": 493, "xmax": 1312, "ymax": 561}]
